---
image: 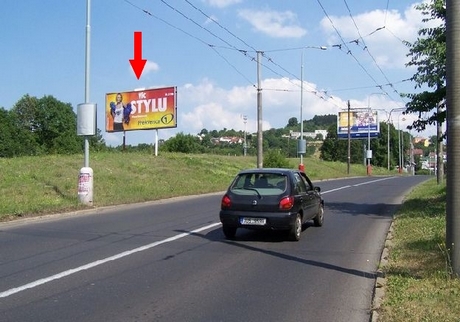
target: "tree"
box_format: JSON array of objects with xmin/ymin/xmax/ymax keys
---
[
  {"xmin": 35, "ymin": 95, "xmax": 82, "ymax": 153},
  {"xmin": 287, "ymin": 117, "xmax": 298, "ymax": 127},
  {"xmin": 10, "ymin": 94, "xmax": 106, "ymax": 156},
  {"xmin": 160, "ymin": 132, "xmax": 204, "ymax": 153},
  {"xmin": 403, "ymin": 0, "xmax": 446, "ymax": 136},
  {"xmin": 0, "ymin": 107, "xmax": 39, "ymax": 157},
  {"xmin": 88, "ymin": 128, "xmax": 107, "ymax": 152}
]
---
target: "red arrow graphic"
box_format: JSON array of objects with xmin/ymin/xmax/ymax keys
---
[{"xmin": 129, "ymin": 31, "xmax": 147, "ymax": 80}]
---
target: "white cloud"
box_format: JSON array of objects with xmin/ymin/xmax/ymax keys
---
[
  {"xmin": 176, "ymin": 77, "xmax": 341, "ymax": 137},
  {"xmin": 319, "ymin": 2, "xmax": 433, "ymax": 69},
  {"xmin": 203, "ymin": 0, "xmax": 242, "ymax": 9},
  {"xmin": 144, "ymin": 61, "xmax": 159, "ymax": 74},
  {"xmin": 204, "ymin": 15, "xmax": 218, "ymax": 25},
  {"xmin": 238, "ymin": 9, "xmax": 307, "ymax": 38}
]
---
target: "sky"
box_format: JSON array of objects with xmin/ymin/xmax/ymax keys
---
[{"xmin": 0, "ymin": 0, "xmax": 441, "ymax": 147}]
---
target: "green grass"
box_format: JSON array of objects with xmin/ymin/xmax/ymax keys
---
[
  {"xmin": 377, "ymin": 179, "xmax": 460, "ymax": 322},
  {"xmin": 0, "ymin": 151, "xmax": 394, "ymax": 220}
]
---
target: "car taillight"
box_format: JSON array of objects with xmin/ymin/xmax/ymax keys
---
[
  {"xmin": 279, "ymin": 196, "xmax": 294, "ymax": 210},
  {"xmin": 221, "ymin": 195, "xmax": 231, "ymax": 209}
]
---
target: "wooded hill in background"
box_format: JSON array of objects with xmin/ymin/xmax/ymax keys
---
[{"xmin": 2, "ymin": 95, "xmax": 438, "ymax": 171}]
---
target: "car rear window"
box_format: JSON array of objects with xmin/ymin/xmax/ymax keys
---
[{"xmin": 231, "ymin": 173, "xmax": 287, "ymax": 195}]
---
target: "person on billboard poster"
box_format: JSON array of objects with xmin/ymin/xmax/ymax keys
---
[
  {"xmin": 355, "ymin": 112, "xmax": 366, "ymax": 127},
  {"xmin": 110, "ymin": 93, "xmax": 132, "ymax": 132}
]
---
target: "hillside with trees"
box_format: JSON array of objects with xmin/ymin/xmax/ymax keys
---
[{"xmin": 1, "ymin": 94, "xmax": 441, "ymax": 173}]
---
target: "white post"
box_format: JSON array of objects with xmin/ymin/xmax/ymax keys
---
[{"xmin": 155, "ymin": 129, "xmax": 159, "ymax": 156}]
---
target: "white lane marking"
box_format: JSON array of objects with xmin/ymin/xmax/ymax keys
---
[
  {"xmin": 321, "ymin": 176, "xmax": 396, "ymax": 194},
  {"xmin": 0, "ymin": 222, "xmax": 221, "ymax": 299},
  {"xmin": 321, "ymin": 186, "xmax": 351, "ymax": 194},
  {"xmin": 352, "ymin": 176, "xmax": 396, "ymax": 187}
]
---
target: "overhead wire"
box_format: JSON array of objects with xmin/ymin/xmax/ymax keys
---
[
  {"xmin": 125, "ymin": 0, "xmax": 409, "ymax": 111},
  {"xmin": 315, "ymin": 0, "xmax": 411, "ymax": 110},
  {"xmin": 343, "ymin": 0, "xmax": 407, "ymax": 106},
  {"xmin": 181, "ymin": 0, "xmax": 342, "ymax": 107},
  {"xmin": 315, "ymin": 0, "xmax": 385, "ymax": 94},
  {"xmin": 125, "ymin": 0, "xmax": 342, "ymax": 108},
  {"xmin": 183, "ymin": 0, "xmax": 256, "ymax": 52},
  {"xmin": 123, "ymin": 0, "xmax": 256, "ymax": 87}
]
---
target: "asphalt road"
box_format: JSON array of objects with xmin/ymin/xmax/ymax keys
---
[{"xmin": 0, "ymin": 175, "xmax": 430, "ymax": 322}]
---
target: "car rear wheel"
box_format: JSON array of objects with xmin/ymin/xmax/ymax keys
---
[
  {"xmin": 313, "ymin": 203, "xmax": 324, "ymax": 227},
  {"xmin": 289, "ymin": 213, "xmax": 302, "ymax": 241},
  {"xmin": 222, "ymin": 225, "xmax": 237, "ymax": 239}
]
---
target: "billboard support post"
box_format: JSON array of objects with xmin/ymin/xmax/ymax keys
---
[
  {"xmin": 367, "ymin": 107, "xmax": 372, "ymax": 176},
  {"xmin": 155, "ymin": 129, "xmax": 159, "ymax": 156}
]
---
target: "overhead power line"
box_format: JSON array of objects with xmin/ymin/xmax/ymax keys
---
[{"xmin": 124, "ymin": 0, "xmax": 409, "ymax": 110}]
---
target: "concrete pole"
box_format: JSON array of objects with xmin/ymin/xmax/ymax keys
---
[
  {"xmin": 256, "ymin": 51, "xmax": 263, "ymax": 168},
  {"xmin": 446, "ymin": 0, "xmax": 460, "ymax": 276},
  {"xmin": 347, "ymin": 100, "xmax": 351, "ymax": 175},
  {"xmin": 299, "ymin": 50, "xmax": 304, "ymax": 171},
  {"xmin": 84, "ymin": 0, "xmax": 91, "ymax": 168},
  {"xmin": 437, "ymin": 101, "xmax": 444, "ymax": 184}
]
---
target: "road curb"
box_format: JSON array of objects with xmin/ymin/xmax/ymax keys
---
[{"xmin": 370, "ymin": 220, "xmax": 394, "ymax": 322}]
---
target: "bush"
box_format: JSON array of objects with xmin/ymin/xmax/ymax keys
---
[
  {"xmin": 415, "ymin": 169, "xmax": 433, "ymax": 175},
  {"xmin": 264, "ymin": 150, "xmax": 291, "ymax": 168}
]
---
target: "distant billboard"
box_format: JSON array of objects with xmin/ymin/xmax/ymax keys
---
[
  {"xmin": 337, "ymin": 110, "xmax": 379, "ymax": 139},
  {"xmin": 105, "ymin": 86, "xmax": 177, "ymax": 132}
]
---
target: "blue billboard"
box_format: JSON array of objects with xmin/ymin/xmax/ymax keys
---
[{"xmin": 337, "ymin": 110, "xmax": 379, "ymax": 139}]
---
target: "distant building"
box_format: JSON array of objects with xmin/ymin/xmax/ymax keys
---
[
  {"xmin": 421, "ymin": 151, "xmax": 447, "ymax": 170},
  {"xmin": 413, "ymin": 136, "xmax": 431, "ymax": 147},
  {"xmin": 284, "ymin": 130, "xmax": 328, "ymax": 141},
  {"xmin": 412, "ymin": 149, "xmax": 424, "ymax": 157},
  {"xmin": 209, "ymin": 136, "xmax": 243, "ymax": 145}
]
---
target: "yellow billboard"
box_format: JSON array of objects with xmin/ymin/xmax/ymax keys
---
[{"xmin": 105, "ymin": 87, "xmax": 177, "ymax": 132}]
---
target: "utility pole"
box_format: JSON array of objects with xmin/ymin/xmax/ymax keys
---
[
  {"xmin": 347, "ymin": 100, "xmax": 351, "ymax": 175},
  {"xmin": 437, "ymin": 100, "xmax": 444, "ymax": 184},
  {"xmin": 256, "ymin": 51, "xmax": 263, "ymax": 168},
  {"xmin": 76, "ymin": 0, "xmax": 96, "ymax": 206},
  {"xmin": 298, "ymin": 50, "xmax": 306, "ymax": 172},
  {"xmin": 446, "ymin": 0, "xmax": 460, "ymax": 276},
  {"xmin": 243, "ymin": 115, "xmax": 247, "ymax": 156}
]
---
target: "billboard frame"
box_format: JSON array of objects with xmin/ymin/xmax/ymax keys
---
[
  {"xmin": 337, "ymin": 109, "xmax": 380, "ymax": 139},
  {"xmin": 105, "ymin": 86, "xmax": 177, "ymax": 133}
]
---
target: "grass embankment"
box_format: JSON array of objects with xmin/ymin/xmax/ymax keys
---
[
  {"xmin": 0, "ymin": 151, "xmax": 391, "ymax": 220},
  {"xmin": 377, "ymin": 179, "xmax": 460, "ymax": 321}
]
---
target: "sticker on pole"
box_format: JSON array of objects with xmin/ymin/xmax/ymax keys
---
[{"xmin": 78, "ymin": 172, "xmax": 91, "ymax": 194}]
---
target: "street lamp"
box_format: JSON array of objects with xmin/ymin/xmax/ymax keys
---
[
  {"xmin": 386, "ymin": 108, "xmax": 406, "ymax": 171},
  {"xmin": 299, "ymin": 46, "xmax": 327, "ymax": 171},
  {"xmin": 397, "ymin": 113, "xmax": 406, "ymax": 173},
  {"xmin": 366, "ymin": 93, "xmax": 386, "ymax": 175}
]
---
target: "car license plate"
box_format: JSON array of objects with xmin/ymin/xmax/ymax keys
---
[{"xmin": 240, "ymin": 218, "xmax": 266, "ymax": 225}]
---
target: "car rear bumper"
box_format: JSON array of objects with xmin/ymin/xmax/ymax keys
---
[{"xmin": 219, "ymin": 210, "xmax": 296, "ymax": 230}]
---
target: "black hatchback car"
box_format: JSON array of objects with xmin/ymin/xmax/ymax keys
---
[{"xmin": 219, "ymin": 168, "xmax": 324, "ymax": 241}]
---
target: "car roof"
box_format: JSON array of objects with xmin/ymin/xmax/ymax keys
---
[{"xmin": 237, "ymin": 168, "xmax": 298, "ymax": 175}]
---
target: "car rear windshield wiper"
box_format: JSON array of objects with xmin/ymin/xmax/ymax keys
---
[{"xmin": 242, "ymin": 187, "xmax": 261, "ymax": 198}]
